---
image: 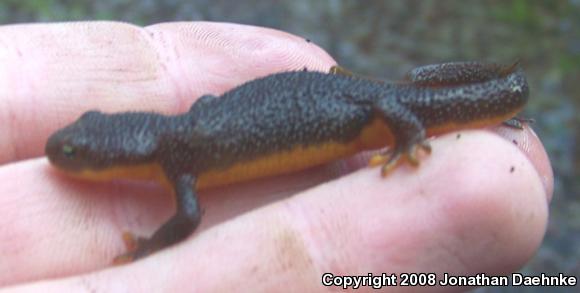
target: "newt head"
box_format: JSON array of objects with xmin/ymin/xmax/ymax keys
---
[{"xmin": 45, "ymin": 110, "xmax": 162, "ymax": 179}]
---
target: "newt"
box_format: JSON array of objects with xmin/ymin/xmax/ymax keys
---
[{"xmin": 44, "ymin": 61, "xmax": 529, "ymax": 262}]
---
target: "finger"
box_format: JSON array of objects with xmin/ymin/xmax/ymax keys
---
[
  {"xmin": 492, "ymin": 125, "xmax": 553, "ymax": 201},
  {"xmin": 0, "ymin": 21, "xmax": 335, "ymax": 163},
  {"xmin": 0, "ymin": 127, "xmax": 551, "ymax": 288},
  {"xmin": 338, "ymin": 125, "xmax": 552, "ymax": 201},
  {"xmin": 3, "ymin": 129, "xmax": 549, "ymax": 292},
  {"xmin": 0, "ymin": 156, "xmax": 341, "ymax": 286}
]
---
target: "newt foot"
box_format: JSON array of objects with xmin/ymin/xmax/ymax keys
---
[
  {"xmin": 112, "ymin": 232, "xmax": 148, "ymax": 265},
  {"xmin": 369, "ymin": 140, "xmax": 432, "ymax": 176}
]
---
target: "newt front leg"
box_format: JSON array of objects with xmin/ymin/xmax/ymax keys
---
[{"xmin": 114, "ymin": 173, "xmax": 201, "ymax": 263}]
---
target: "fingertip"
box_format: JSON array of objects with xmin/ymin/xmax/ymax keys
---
[
  {"xmin": 492, "ymin": 125, "xmax": 554, "ymax": 202},
  {"xmin": 327, "ymin": 130, "xmax": 549, "ymax": 275},
  {"xmin": 144, "ymin": 22, "xmax": 336, "ymax": 109},
  {"xmin": 424, "ymin": 131, "xmax": 549, "ymax": 272},
  {"xmin": 147, "ymin": 21, "xmax": 335, "ymax": 73},
  {"xmin": 337, "ymin": 124, "xmax": 554, "ymax": 204}
]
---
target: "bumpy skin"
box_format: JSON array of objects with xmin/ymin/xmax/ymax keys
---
[{"xmin": 45, "ymin": 61, "xmax": 529, "ymax": 262}]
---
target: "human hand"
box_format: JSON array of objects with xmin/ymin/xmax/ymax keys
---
[{"xmin": 0, "ymin": 22, "xmax": 552, "ymax": 291}]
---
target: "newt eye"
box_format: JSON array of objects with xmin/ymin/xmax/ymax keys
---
[{"xmin": 62, "ymin": 144, "xmax": 76, "ymax": 158}]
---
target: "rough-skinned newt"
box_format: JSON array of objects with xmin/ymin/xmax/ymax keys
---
[{"xmin": 45, "ymin": 61, "xmax": 529, "ymax": 262}]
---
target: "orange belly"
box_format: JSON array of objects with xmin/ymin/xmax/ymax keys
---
[
  {"xmin": 198, "ymin": 116, "xmax": 394, "ymax": 188},
  {"xmin": 61, "ymin": 116, "xmax": 395, "ymax": 190}
]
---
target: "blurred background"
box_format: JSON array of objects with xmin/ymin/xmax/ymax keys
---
[{"xmin": 0, "ymin": 0, "xmax": 577, "ymax": 291}]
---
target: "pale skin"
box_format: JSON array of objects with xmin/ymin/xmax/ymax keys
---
[{"xmin": 0, "ymin": 22, "xmax": 553, "ymax": 292}]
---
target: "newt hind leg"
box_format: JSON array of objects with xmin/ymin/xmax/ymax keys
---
[
  {"xmin": 369, "ymin": 139, "xmax": 431, "ymax": 176},
  {"xmin": 369, "ymin": 99, "xmax": 432, "ymax": 176}
]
